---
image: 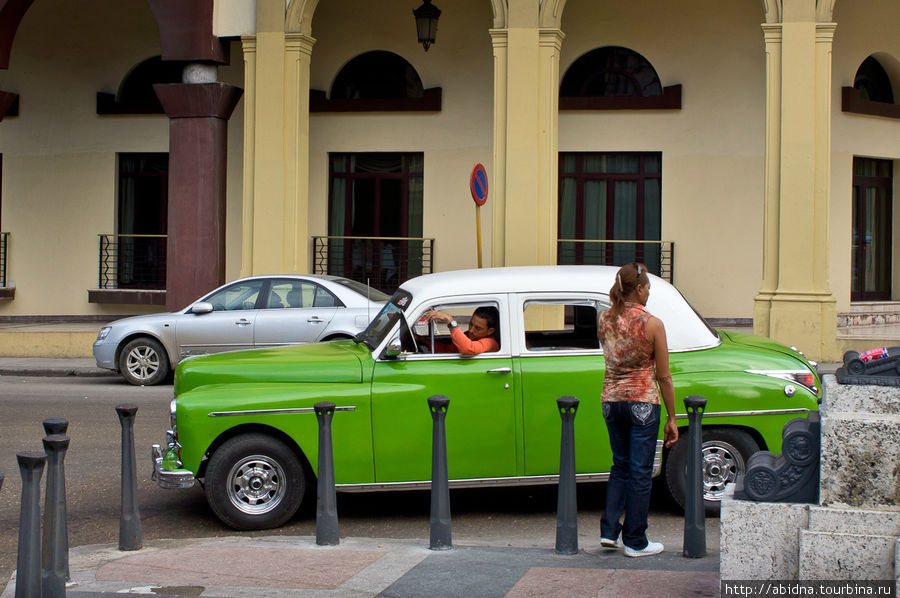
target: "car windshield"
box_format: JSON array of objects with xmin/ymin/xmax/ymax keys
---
[
  {"xmin": 331, "ymin": 277, "xmax": 391, "ymax": 303},
  {"xmin": 357, "ymin": 289, "xmax": 412, "ymax": 351}
]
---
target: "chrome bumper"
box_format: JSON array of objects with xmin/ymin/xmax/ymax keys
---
[{"xmin": 151, "ymin": 442, "xmax": 195, "ymax": 489}]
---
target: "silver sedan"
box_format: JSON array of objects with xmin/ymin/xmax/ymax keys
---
[{"xmin": 93, "ymin": 275, "xmax": 388, "ymax": 385}]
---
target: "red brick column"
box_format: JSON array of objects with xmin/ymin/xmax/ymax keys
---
[{"xmin": 154, "ymin": 82, "xmax": 242, "ymax": 311}]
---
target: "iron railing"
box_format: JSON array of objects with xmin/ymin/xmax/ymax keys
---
[
  {"xmin": 557, "ymin": 239, "xmax": 674, "ymax": 282},
  {"xmin": 98, "ymin": 234, "xmax": 167, "ymax": 290},
  {"xmin": 0, "ymin": 232, "xmax": 8, "ymax": 287},
  {"xmin": 313, "ymin": 235, "xmax": 435, "ymax": 293}
]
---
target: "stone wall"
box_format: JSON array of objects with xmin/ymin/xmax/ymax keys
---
[{"xmin": 721, "ymin": 375, "xmax": 899, "ymax": 585}]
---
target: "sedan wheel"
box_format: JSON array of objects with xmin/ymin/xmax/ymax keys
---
[
  {"xmin": 205, "ymin": 434, "xmax": 305, "ymax": 530},
  {"xmin": 663, "ymin": 428, "xmax": 759, "ymax": 515},
  {"xmin": 119, "ymin": 337, "xmax": 170, "ymax": 386}
]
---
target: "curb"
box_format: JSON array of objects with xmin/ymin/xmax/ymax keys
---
[{"xmin": 0, "ymin": 367, "xmax": 117, "ymax": 378}]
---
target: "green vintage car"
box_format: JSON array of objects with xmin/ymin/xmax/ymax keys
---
[{"xmin": 152, "ymin": 266, "xmax": 820, "ymax": 530}]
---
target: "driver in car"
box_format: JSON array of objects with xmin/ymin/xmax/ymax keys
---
[{"xmin": 421, "ymin": 306, "xmax": 500, "ymax": 355}]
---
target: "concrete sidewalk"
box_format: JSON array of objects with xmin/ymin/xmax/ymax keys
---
[
  {"xmin": 0, "ymin": 357, "xmax": 115, "ymax": 378},
  {"xmin": 1, "ymin": 534, "xmax": 720, "ymax": 598}
]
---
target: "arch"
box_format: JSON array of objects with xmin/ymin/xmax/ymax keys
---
[
  {"xmin": 561, "ymin": 46, "xmax": 662, "ymax": 98},
  {"xmin": 539, "ymin": 0, "xmax": 566, "ymax": 29},
  {"xmin": 330, "ymin": 51, "xmax": 424, "ymax": 100},
  {"xmin": 288, "ymin": 0, "xmax": 508, "ymax": 34},
  {"xmin": 854, "ymin": 54, "xmax": 896, "ymax": 104},
  {"xmin": 97, "ymin": 56, "xmax": 184, "ymax": 114},
  {"xmin": 0, "ymin": 0, "xmax": 36, "ymax": 69},
  {"xmin": 760, "ymin": 0, "xmax": 838, "ymax": 23}
]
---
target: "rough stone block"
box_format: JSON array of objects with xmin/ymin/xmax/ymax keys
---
[
  {"xmin": 799, "ymin": 529, "xmax": 896, "ymax": 580},
  {"xmin": 808, "ymin": 506, "xmax": 900, "ymax": 535},
  {"xmin": 720, "ymin": 487, "xmax": 809, "ymax": 580},
  {"xmin": 819, "ymin": 413, "xmax": 900, "ymax": 508},
  {"xmin": 824, "ymin": 375, "xmax": 900, "ymax": 416}
]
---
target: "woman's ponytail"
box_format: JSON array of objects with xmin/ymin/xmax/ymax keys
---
[{"xmin": 608, "ymin": 262, "xmax": 649, "ymax": 317}]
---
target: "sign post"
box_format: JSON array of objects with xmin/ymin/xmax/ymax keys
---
[{"xmin": 470, "ymin": 164, "xmax": 488, "ymax": 268}]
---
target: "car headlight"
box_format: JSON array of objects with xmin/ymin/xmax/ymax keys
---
[
  {"xmin": 169, "ymin": 399, "xmax": 178, "ymax": 430},
  {"xmin": 97, "ymin": 326, "xmax": 112, "ymax": 341}
]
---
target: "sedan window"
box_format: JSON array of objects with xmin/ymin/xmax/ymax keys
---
[
  {"xmin": 523, "ymin": 300, "xmax": 602, "ymax": 351},
  {"xmin": 205, "ymin": 280, "xmax": 265, "ymax": 311},
  {"xmin": 268, "ymin": 280, "xmax": 342, "ymax": 309}
]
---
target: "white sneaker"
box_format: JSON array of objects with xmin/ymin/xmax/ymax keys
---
[
  {"xmin": 600, "ymin": 537, "xmax": 621, "ymax": 549},
  {"xmin": 624, "ymin": 541, "xmax": 664, "ymax": 557}
]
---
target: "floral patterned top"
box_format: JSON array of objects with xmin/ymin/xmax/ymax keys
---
[{"xmin": 597, "ymin": 302, "xmax": 659, "ymax": 405}]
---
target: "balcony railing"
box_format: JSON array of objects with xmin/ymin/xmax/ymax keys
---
[
  {"xmin": 0, "ymin": 232, "xmax": 8, "ymax": 287},
  {"xmin": 98, "ymin": 234, "xmax": 167, "ymax": 290},
  {"xmin": 313, "ymin": 235, "xmax": 435, "ymax": 293},
  {"xmin": 557, "ymin": 239, "xmax": 674, "ymax": 282}
]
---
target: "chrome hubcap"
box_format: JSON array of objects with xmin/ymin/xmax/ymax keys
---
[
  {"xmin": 226, "ymin": 455, "xmax": 285, "ymax": 515},
  {"xmin": 701, "ymin": 440, "xmax": 745, "ymax": 502},
  {"xmin": 125, "ymin": 346, "xmax": 159, "ymax": 380}
]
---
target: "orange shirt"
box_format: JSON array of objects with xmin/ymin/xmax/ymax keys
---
[{"xmin": 431, "ymin": 328, "xmax": 500, "ymax": 355}]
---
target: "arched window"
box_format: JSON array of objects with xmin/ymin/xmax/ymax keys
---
[
  {"xmin": 854, "ymin": 56, "xmax": 894, "ymax": 104},
  {"xmin": 559, "ymin": 46, "xmax": 680, "ymax": 110},
  {"xmin": 331, "ymin": 51, "xmax": 424, "ymax": 100},
  {"xmin": 311, "ymin": 51, "xmax": 441, "ymax": 112},
  {"xmin": 97, "ymin": 56, "xmax": 183, "ymax": 114},
  {"xmin": 561, "ymin": 46, "xmax": 661, "ymax": 98},
  {"xmin": 842, "ymin": 54, "xmax": 900, "ymax": 119}
]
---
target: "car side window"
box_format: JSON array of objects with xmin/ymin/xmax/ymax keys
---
[
  {"xmin": 522, "ymin": 300, "xmax": 603, "ymax": 352},
  {"xmin": 268, "ymin": 281, "xmax": 342, "ymax": 309},
  {"xmin": 206, "ymin": 281, "xmax": 265, "ymax": 311},
  {"xmin": 411, "ymin": 302, "xmax": 501, "ymax": 355}
]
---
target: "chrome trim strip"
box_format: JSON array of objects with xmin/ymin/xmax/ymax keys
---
[
  {"xmin": 673, "ymin": 408, "xmax": 810, "ymax": 421},
  {"xmin": 208, "ymin": 406, "xmax": 357, "ymax": 417},
  {"xmin": 336, "ymin": 441, "xmax": 663, "ymax": 493}
]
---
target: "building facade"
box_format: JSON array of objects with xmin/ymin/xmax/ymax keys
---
[{"xmin": 0, "ymin": 0, "xmax": 898, "ymax": 361}]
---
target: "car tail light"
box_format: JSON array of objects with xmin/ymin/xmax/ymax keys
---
[{"xmin": 745, "ymin": 369, "xmax": 819, "ymax": 394}]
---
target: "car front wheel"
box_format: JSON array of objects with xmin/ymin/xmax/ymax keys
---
[
  {"xmin": 118, "ymin": 337, "xmax": 170, "ymax": 386},
  {"xmin": 663, "ymin": 428, "xmax": 759, "ymax": 515},
  {"xmin": 205, "ymin": 434, "xmax": 306, "ymax": 530}
]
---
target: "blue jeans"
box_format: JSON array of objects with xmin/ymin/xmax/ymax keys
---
[{"xmin": 600, "ymin": 401, "xmax": 661, "ymax": 550}]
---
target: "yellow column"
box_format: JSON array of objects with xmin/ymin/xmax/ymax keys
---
[
  {"xmin": 491, "ymin": 4, "xmax": 563, "ymax": 268},
  {"xmin": 489, "ymin": 29, "xmax": 508, "ymax": 267},
  {"xmin": 760, "ymin": 1, "xmax": 839, "ymax": 360},
  {"xmin": 239, "ymin": 35, "xmax": 257, "ymax": 278},
  {"xmin": 284, "ymin": 33, "xmax": 315, "ymax": 274}
]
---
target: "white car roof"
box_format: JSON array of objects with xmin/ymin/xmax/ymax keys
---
[{"xmin": 399, "ymin": 266, "xmax": 719, "ymax": 352}]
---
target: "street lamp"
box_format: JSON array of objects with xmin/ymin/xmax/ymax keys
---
[{"xmin": 413, "ymin": 0, "xmax": 441, "ymax": 51}]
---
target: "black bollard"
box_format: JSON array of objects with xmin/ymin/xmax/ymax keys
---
[
  {"xmin": 116, "ymin": 404, "xmax": 142, "ymax": 551},
  {"xmin": 427, "ymin": 395, "xmax": 451, "ymax": 550},
  {"xmin": 42, "ymin": 434, "xmax": 70, "ymax": 598},
  {"xmin": 43, "ymin": 417, "xmax": 69, "ymax": 436},
  {"xmin": 0, "ymin": 472, "xmax": 4, "ymax": 492},
  {"xmin": 315, "ymin": 401, "xmax": 339, "ymax": 546},
  {"xmin": 16, "ymin": 451, "xmax": 47, "ymax": 598},
  {"xmin": 555, "ymin": 396, "xmax": 579, "ymax": 555},
  {"xmin": 682, "ymin": 395, "xmax": 707, "ymax": 558}
]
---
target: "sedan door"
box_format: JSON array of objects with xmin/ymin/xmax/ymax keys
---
[
  {"xmin": 515, "ymin": 294, "xmax": 614, "ymax": 476},
  {"xmin": 175, "ymin": 280, "xmax": 264, "ymax": 358},
  {"xmin": 253, "ymin": 279, "xmax": 340, "ymax": 347},
  {"xmin": 370, "ymin": 296, "xmax": 518, "ymax": 483}
]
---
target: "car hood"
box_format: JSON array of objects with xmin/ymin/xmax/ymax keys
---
[
  {"xmin": 671, "ymin": 330, "xmax": 817, "ymax": 376},
  {"xmin": 174, "ymin": 340, "xmax": 371, "ymax": 395}
]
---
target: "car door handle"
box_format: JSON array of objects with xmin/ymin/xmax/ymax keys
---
[
  {"xmin": 235, "ymin": 319, "xmax": 251, "ymax": 327},
  {"xmin": 487, "ymin": 367, "xmax": 511, "ymax": 374},
  {"xmin": 307, "ymin": 316, "xmax": 325, "ymax": 323}
]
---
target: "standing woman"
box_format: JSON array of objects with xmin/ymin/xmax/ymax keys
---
[{"xmin": 597, "ymin": 263, "xmax": 679, "ymax": 557}]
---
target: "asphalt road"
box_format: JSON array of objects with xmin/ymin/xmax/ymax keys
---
[{"xmin": 0, "ymin": 376, "xmax": 716, "ymax": 584}]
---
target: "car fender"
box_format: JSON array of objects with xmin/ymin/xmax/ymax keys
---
[
  {"xmin": 175, "ymin": 382, "xmax": 375, "ymax": 484},
  {"xmin": 115, "ymin": 327, "xmax": 179, "ymax": 368}
]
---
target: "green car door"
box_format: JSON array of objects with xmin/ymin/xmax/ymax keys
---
[
  {"xmin": 370, "ymin": 297, "xmax": 518, "ymax": 483},
  {"xmin": 516, "ymin": 295, "xmax": 613, "ymax": 476}
]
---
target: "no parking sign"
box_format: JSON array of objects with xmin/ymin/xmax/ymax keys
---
[{"xmin": 470, "ymin": 164, "xmax": 488, "ymax": 267}]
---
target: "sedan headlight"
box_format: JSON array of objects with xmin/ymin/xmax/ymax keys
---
[
  {"xmin": 745, "ymin": 369, "xmax": 818, "ymax": 394},
  {"xmin": 96, "ymin": 326, "xmax": 112, "ymax": 341}
]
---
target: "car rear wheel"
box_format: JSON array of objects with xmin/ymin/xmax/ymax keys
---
[
  {"xmin": 119, "ymin": 337, "xmax": 170, "ymax": 386},
  {"xmin": 663, "ymin": 428, "xmax": 758, "ymax": 515},
  {"xmin": 205, "ymin": 434, "xmax": 306, "ymax": 530}
]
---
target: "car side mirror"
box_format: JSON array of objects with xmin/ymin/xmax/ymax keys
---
[
  {"xmin": 383, "ymin": 337, "xmax": 403, "ymax": 359},
  {"xmin": 191, "ymin": 302, "xmax": 214, "ymax": 315}
]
